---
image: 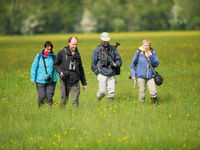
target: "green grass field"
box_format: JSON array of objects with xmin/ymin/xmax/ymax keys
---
[{"xmin": 0, "ymin": 31, "xmax": 200, "ymax": 150}]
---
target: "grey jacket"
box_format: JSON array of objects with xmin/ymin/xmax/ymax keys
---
[{"xmin": 91, "ymin": 44, "xmax": 122, "ymax": 76}]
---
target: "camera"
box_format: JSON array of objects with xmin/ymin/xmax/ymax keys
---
[
  {"xmin": 61, "ymin": 71, "xmax": 70, "ymax": 80},
  {"xmin": 114, "ymin": 42, "xmax": 120, "ymax": 48},
  {"xmin": 45, "ymin": 75, "xmax": 53, "ymax": 83}
]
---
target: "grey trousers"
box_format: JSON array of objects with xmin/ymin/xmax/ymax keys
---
[
  {"xmin": 60, "ymin": 79, "xmax": 80, "ymax": 107},
  {"xmin": 36, "ymin": 82, "xmax": 56, "ymax": 107}
]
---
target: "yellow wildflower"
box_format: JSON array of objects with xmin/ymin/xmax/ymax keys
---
[
  {"xmin": 123, "ymin": 136, "xmax": 128, "ymax": 141},
  {"xmin": 168, "ymin": 114, "xmax": 172, "ymax": 118},
  {"xmin": 74, "ymin": 145, "xmax": 79, "ymax": 148},
  {"xmin": 64, "ymin": 131, "xmax": 67, "ymax": 135},
  {"xmin": 98, "ymin": 140, "xmax": 102, "ymax": 143},
  {"xmin": 70, "ymin": 127, "xmax": 75, "ymax": 130}
]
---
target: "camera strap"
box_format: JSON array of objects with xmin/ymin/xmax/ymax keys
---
[
  {"xmin": 42, "ymin": 56, "xmax": 48, "ymax": 74},
  {"xmin": 42, "ymin": 56, "xmax": 55, "ymax": 78},
  {"xmin": 143, "ymin": 55, "xmax": 156, "ymax": 75}
]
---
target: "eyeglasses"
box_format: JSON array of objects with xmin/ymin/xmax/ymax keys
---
[{"xmin": 46, "ymin": 48, "xmax": 52, "ymax": 51}]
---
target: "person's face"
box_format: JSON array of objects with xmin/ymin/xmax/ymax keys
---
[
  {"xmin": 142, "ymin": 42, "xmax": 150, "ymax": 51},
  {"xmin": 44, "ymin": 46, "xmax": 52, "ymax": 54},
  {"xmin": 101, "ymin": 41, "xmax": 109, "ymax": 46},
  {"xmin": 69, "ymin": 38, "xmax": 78, "ymax": 52}
]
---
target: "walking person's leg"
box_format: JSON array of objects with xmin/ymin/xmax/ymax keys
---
[
  {"xmin": 46, "ymin": 82, "xmax": 56, "ymax": 106},
  {"xmin": 147, "ymin": 78, "xmax": 157, "ymax": 104},
  {"xmin": 71, "ymin": 82, "xmax": 80, "ymax": 107},
  {"xmin": 97, "ymin": 74, "xmax": 107, "ymax": 101},
  {"xmin": 107, "ymin": 76, "xmax": 115, "ymax": 102},
  {"xmin": 60, "ymin": 80, "xmax": 70, "ymax": 106},
  {"xmin": 36, "ymin": 83, "xmax": 46, "ymax": 107},
  {"xmin": 137, "ymin": 78, "xmax": 146, "ymax": 102}
]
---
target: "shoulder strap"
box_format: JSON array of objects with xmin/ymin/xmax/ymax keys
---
[
  {"xmin": 108, "ymin": 46, "xmax": 115, "ymax": 60},
  {"xmin": 42, "ymin": 56, "xmax": 48, "ymax": 74},
  {"xmin": 37, "ymin": 53, "xmax": 42, "ymax": 69},
  {"xmin": 63, "ymin": 47, "xmax": 68, "ymax": 60},
  {"xmin": 38, "ymin": 53, "xmax": 55, "ymax": 75},
  {"xmin": 53, "ymin": 55, "xmax": 56, "ymax": 62},
  {"xmin": 143, "ymin": 55, "xmax": 156, "ymax": 75},
  {"xmin": 38, "ymin": 53, "xmax": 42, "ymax": 61},
  {"xmin": 136, "ymin": 50, "xmax": 141, "ymax": 66}
]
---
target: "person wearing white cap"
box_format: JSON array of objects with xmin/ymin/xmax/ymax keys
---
[{"xmin": 91, "ymin": 32, "xmax": 122, "ymax": 103}]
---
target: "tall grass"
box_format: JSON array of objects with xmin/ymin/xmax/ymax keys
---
[{"xmin": 0, "ymin": 31, "xmax": 200, "ymax": 150}]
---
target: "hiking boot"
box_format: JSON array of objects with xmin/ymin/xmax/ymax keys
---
[
  {"xmin": 108, "ymin": 97, "xmax": 114, "ymax": 103},
  {"xmin": 96, "ymin": 97, "xmax": 101, "ymax": 104},
  {"xmin": 151, "ymin": 97, "xmax": 157, "ymax": 105}
]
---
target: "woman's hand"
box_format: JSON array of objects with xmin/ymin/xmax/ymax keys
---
[{"xmin": 132, "ymin": 77, "xmax": 136, "ymax": 81}]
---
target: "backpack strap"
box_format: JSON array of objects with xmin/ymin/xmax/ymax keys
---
[
  {"xmin": 37, "ymin": 53, "xmax": 42, "ymax": 69},
  {"xmin": 53, "ymin": 55, "xmax": 56, "ymax": 62},
  {"xmin": 136, "ymin": 50, "xmax": 141, "ymax": 66},
  {"xmin": 63, "ymin": 47, "xmax": 68, "ymax": 60},
  {"xmin": 38, "ymin": 53, "xmax": 42, "ymax": 61}
]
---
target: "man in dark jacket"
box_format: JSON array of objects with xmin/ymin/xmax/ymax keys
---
[
  {"xmin": 54, "ymin": 36, "xmax": 87, "ymax": 107},
  {"xmin": 91, "ymin": 32, "xmax": 122, "ymax": 102}
]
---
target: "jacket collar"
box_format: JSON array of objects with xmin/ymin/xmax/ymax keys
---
[
  {"xmin": 65, "ymin": 46, "xmax": 79, "ymax": 56},
  {"xmin": 41, "ymin": 49, "xmax": 54, "ymax": 57}
]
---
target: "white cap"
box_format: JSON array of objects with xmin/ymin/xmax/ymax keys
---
[{"xmin": 100, "ymin": 32, "xmax": 110, "ymax": 41}]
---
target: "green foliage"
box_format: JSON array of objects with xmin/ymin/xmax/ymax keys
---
[
  {"xmin": 0, "ymin": 0, "xmax": 200, "ymax": 34},
  {"xmin": 176, "ymin": 0, "xmax": 200, "ymax": 29},
  {"xmin": 0, "ymin": 31, "xmax": 200, "ymax": 149}
]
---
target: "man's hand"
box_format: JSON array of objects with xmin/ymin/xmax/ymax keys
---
[
  {"xmin": 60, "ymin": 72, "xmax": 64, "ymax": 76},
  {"xmin": 112, "ymin": 61, "xmax": 117, "ymax": 67},
  {"xmin": 83, "ymin": 85, "xmax": 87, "ymax": 91},
  {"xmin": 32, "ymin": 82, "xmax": 36, "ymax": 84}
]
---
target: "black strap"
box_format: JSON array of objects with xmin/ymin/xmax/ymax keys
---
[
  {"xmin": 42, "ymin": 56, "xmax": 48, "ymax": 74},
  {"xmin": 136, "ymin": 50, "xmax": 141, "ymax": 66},
  {"xmin": 107, "ymin": 47, "xmax": 114, "ymax": 61},
  {"xmin": 143, "ymin": 54, "xmax": 156, "ymax": 75}
]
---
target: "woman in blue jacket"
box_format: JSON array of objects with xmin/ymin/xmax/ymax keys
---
[
  {"xmin": 31, "ymin": 41, "xmax": 57, "ymax": 107},
  {"xmin": 130, "ymin": 39, "xmax": 159, "ymax": 104}
]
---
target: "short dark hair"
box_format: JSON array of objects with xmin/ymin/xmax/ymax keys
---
[
  {"xmin": 68, "ymin": 36, "xmax": 78, "ymax": 43},
  {"xmin": 44, "ymin": 41, "xmax": 53, "ymax": 50}
]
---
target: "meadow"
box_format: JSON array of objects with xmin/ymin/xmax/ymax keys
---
[{"xmin": 0, "ymin": 31, "xmax": 200, "ymax": 150}]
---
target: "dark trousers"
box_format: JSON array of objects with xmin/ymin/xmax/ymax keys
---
[
  {"xmin": 60, "ymin": 79, "xmax": 80, "ymax": 107},
  {"xmin": 36, "ymin": 82, "xmax": 56, "ymax": 107}
]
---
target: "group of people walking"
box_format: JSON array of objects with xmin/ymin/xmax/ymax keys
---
[{"xmin": 31, "ymin": 32, "xmax": 159, "ymax": 108}]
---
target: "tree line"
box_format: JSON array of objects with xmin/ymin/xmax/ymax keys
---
[{"xmin": 0, "ymin": 0, "xmax": 199, "ymax": 35}]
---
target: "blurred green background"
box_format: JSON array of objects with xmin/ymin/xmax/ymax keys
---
[
  {"xmin": 0, "ymin": 31, "xmax": 200, "ymax": 150},
  {"xmin": 0, "ymin": 0, "xmax": 199, "ymax": 35}
]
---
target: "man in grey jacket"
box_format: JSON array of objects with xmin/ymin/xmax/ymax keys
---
[{"xmin": 91, "ymin": 32, "xmax": 122, "ymax": 102}]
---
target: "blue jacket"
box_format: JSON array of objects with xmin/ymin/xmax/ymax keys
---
[
  {"xmin": 91, "ymin": 44, "xmax": 122, "ymax": 76},
  {"xmin": 31, "ymin": 49, "xmax": 57, "ymax": 83},
  {"xmin": 130, "ymin": 48, "xmax": 159, "ymax": 79}
]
